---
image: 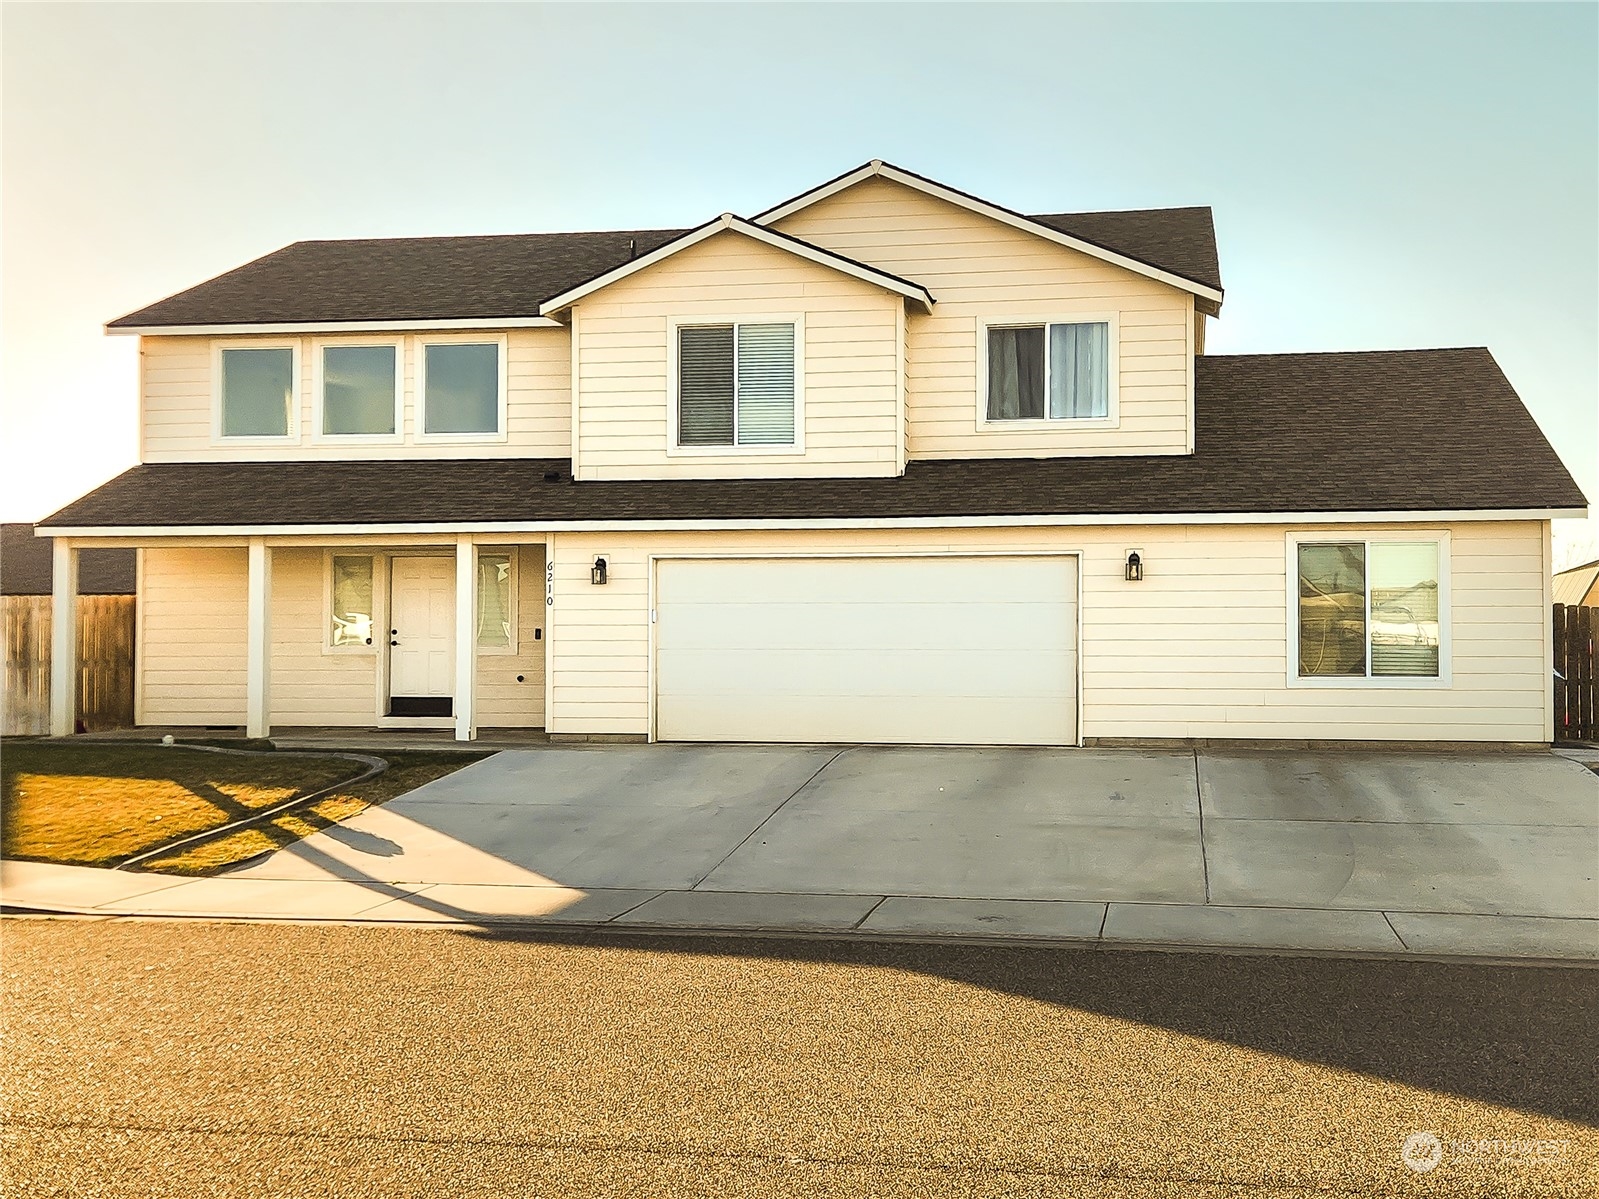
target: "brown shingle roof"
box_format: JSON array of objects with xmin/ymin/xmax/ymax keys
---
[
  {"xmin": 107, "ymin": 208, "xmax": 1220, "ymax": 329},
  {"xmin": 1031, "ymin": 207, "xmax": 1220, "ymax": 293},
  {"xmin": 38, "ymin": 350, "xmax": 1584, "ymax": 531}
]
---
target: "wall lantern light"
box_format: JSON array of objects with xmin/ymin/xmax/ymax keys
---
[
  {"xmin": 591, "ymin": 556, "xmax": 609, "ymax": 585},
  {"xmin": 1124, "ymin": 551, "xmax": 1143, "ymax": 582}
]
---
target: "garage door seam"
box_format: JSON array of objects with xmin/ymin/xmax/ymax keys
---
[{"xmin": 688, "ymin": 747, "xmax": 853, "ymax": 890}]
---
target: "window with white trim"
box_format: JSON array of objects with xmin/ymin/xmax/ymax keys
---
[
  {"xmin": 476, "ymin": 550, "xmax": 516, "ymax": 652},
  {"xmin": 677, "ymin": 322, "xmax": 796, "ymax": 447},
  {"xmin": 1296, "ymin": 540, "xmax": 1442, "ymax": 679},
  {"xmin": 328, "ymin": 555, "xmax": 375, "ymax": 649},
  {"xmin": 986, "ymin": 321, "xmax": 1110, "ymax": 421},
  {"xmin": 219, "ymin": 345, "xmax": 296, "ymax": 438},
  {"xmin": 320, "ymin": 343, "xmax": 399, "ymax": 436},
  {"xmin": 421, "ymin": 340, "xmax": 502, "ymax": 436}
]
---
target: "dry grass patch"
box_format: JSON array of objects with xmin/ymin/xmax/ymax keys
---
[
  {"xmin": 1, "ymin": 742, "xmax": 485, "ymax": 874},
  {"xmin": 144, "ymin": 752, "xmax": 484, "ymax": 874}
]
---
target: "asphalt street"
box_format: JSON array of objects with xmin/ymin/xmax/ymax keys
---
[{"xmin": 3, "ymin": 917, "xmax": 1595, "ymax": 1197}]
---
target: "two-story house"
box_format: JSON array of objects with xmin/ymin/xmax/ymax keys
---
[{"xmin": 37, "ymin": 161, "xmax": 1587, "ymax": 746}]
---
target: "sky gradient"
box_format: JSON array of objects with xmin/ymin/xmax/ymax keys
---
[{"xmin": 3, "ymin": 3, "xmax": 1595, "ymax": 561}]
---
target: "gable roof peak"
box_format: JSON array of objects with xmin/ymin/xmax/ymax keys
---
[{"xmin": 758, "ymin": 159, "xmax": 1224, "ymax": 312}]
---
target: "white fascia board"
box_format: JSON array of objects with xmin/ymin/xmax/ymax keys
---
[
  {"xmin": 107, "ymin": 316, "xmax": 562, "ymax": 336},
  {"xmin": 753, "ymin": 160, "xmax": 1224, "ymax": 306},
  {"xmin": 39, "ymin": 508, "xmax": 1584, "ymax": 542},
  {"xmin": 537, "ymin": 213, "xmax": 934, "ymax": 315}
]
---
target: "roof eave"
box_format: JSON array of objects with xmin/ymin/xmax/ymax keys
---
[{"xmin": 105, "ymin": 316, "xmax": 564, "ymax": 336}]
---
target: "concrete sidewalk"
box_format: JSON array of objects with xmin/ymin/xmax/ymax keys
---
[{"xmin": 4, "ymin": 858, "xmax": 1596, "ymax": 961}]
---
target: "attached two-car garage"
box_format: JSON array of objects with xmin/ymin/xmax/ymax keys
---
[{"xmin": 653, "ymin": 556, "xmax": 1079, "ymax": 746}]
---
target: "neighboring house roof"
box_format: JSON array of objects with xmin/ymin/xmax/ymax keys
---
[
  {"xmin": 1554, "ymin": 559, "xmax": 1599, "ymax": 606},
  {"xmin": 537, "ymin": 214, "xmax": 935, "ymax": 315},
  {"xmin": 752, "ymin": 159, "xmax": 1224, "ymax": 306},
  {"xmin": 38, "ymin": 350, "xmax": 1586, "ymax": 531},
  {"xmin": 1, "ymin": 523, "xmax": 136, "ymax": 594},
  {"xmin": 104, "ymin": 177, "xmax": 1220, "ymax": 330}
]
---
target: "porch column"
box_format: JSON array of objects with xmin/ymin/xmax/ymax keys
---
[
  {"xmin": 454, "ymin": 536, "xmax": 477, "ymax": 741},
  {"xmin": 48, "ymin": 537, "xmax": 78, "ymax": 736},
  {"xmin": 245, "ymin": 537, "xmax": 272, "ymax": 739}
]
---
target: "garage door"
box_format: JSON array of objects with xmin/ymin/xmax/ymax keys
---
[{"xmin": 655, "ymin": 556, "xmax": 1077, "ymax": 746}]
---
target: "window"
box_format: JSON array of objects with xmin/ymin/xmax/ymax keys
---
[
  {"xmin": 476, "ymin": 551, "xmax": 514, "ymax": 651},
  {"xmin": 1295, "ymin": 540, "xmax": 1442, "ymax": 680},
  {"xmin": 219, "ymin": 345, "xmax": 296, "ymax": 438},
  {"xmin": 421, "ymin": 340, "xmax": 502, "ymax": 436},
  {"xmin": 329, "ymin": 555, "xmax": 375, "ymax": 649},
  {"xmin": 986, "ymin": 321, "xmax": 1111, "ymax": 421},
  {"xmin": 676, "ymin": 321, "xmax": 797, "ymax": 448},
  {"xmin": 319, "ymin": 343, "xmax": 400, "ymax": 437}
]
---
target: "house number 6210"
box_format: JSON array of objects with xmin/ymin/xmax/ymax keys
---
[{"xmin": 546, "ymin": 560, "xmax": 554, "ymax": 607}]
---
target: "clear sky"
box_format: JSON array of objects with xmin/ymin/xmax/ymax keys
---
[{"xmin": 4, "ymin": 2, "xmax": 1596, "ymax": 562}]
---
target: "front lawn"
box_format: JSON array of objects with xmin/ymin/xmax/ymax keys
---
[{"xmin": 1, "ymin": 741, "xmax": 486, "ymax": 875}]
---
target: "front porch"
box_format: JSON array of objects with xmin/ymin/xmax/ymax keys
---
[{"xmin": 46, "ymin": 534, "xmax": 552, "ymax": 742}]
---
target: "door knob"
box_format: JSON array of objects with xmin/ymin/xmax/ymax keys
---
[{"xmin": 390, "ymin": 637, "xmax": 400, "ymax": 646}]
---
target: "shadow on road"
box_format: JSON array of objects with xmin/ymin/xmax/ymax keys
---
[{"xmin": 442, "ymin": 923, "xmax": 1599, "ymax": 1128}]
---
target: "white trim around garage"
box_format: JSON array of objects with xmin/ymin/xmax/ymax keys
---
[{"xmin": 645, "ymin": 548, "xmax": 1085, "ymax": 747}]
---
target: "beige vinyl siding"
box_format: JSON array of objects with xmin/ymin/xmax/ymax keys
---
[
  {"xmin": 571, "ymin": 231, "xmax": 902, "ymax": 480},
  {"xmin": 139, "ymin": 328, "xmax": 571, "ymax": 462},
  {"xmin": 546, "ymin": 521, "xmax": 1549, "ymax": 743},
  {"xmin": 773, "ymin": 176, "xmax": 1195, "ymax": 460},
  {"xmin": 268, "ymin": 548, "xmax": 376, "ymax": 725},
  {"xmin": 139, "ymin": 547, "xmax": 248, "ymax": 724},
  {"xmin": 138, "ymin": 543, "xmax": 547, "ymax": 729}
]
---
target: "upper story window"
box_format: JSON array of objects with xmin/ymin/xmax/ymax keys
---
[
  {"xmin": 317, "ymin": 342, "xmax": 401, "ymax": 439},
  {"xmin": 420, "ymin": 338, "xmax": 505, "ymax": 439},
  {"xmin": 985, "ymin": 320, "xmax": 1113, "ymax": 423},
  {"xmin": 674, "ymin": 320, "xmax": 799, "ymax": 450},
  {"xmin": 1293, "ymin": 537, "xmax": 1445, "ymax": 683},
  {"xmin": 217, "ymin": 344, "xmax": 297, "ymax": 439}
]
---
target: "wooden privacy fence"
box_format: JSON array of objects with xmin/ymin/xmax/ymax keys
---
[
  {"xmin": 1553, "ymin": 602, "xmax": 1597, "ymax": 743},
  {"xmin": 2, "ymin": 595, "xmax": 136, "ymax": 735}
]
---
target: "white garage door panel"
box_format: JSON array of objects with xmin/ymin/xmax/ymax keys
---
[{"xmin": 655, "ymin": 556, "xmax": 1077, "ymax": 746}]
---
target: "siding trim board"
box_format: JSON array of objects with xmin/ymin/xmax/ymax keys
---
[{"xmin": 44, "ymin": 508, "xmax": 1584, "ymax": 543}]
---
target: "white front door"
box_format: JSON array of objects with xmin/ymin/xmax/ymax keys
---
[{"xmin": 389, "ymin": 556, "xmax": 455, "ymax": 709}]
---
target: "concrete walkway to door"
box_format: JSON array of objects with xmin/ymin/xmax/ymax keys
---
[{"xmin": 6, "ymin": 745, "xmax": 1597, "ymax": 961}]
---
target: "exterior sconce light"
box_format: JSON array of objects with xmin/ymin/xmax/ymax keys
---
[
  {"xmin": 1124, "ymin": 551, "xmax": 1143, "ymax": 582},
  {"xmin": 591, "ymin": 556, "xmax": 608, "ymax": 585}
]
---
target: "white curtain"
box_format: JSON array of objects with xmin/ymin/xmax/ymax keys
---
[{"xmin": 1049, "ymin": 322, "xmax": 1109, "ymax": 419}]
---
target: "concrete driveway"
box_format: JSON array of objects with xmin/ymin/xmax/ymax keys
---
[{"xmin": 221, "ymin": 744, "xmax": 1599, "ymax": 955}]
